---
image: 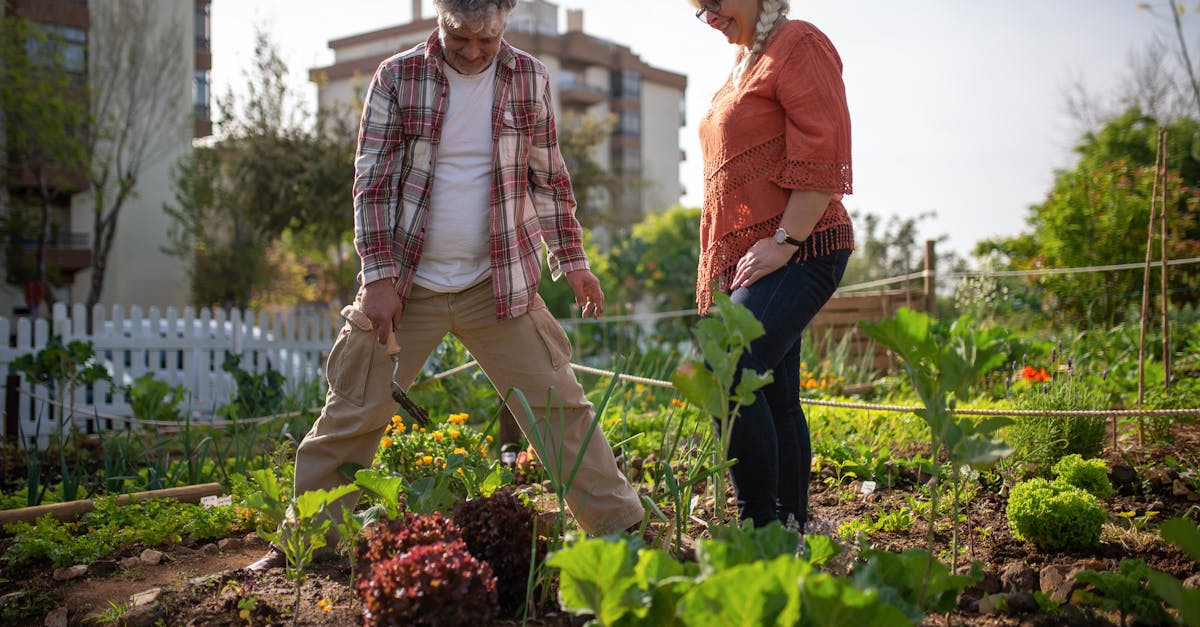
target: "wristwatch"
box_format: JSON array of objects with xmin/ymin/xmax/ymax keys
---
[{"xmin": 774, "ymin": 227, "xmax": 804, "ymax": 247}]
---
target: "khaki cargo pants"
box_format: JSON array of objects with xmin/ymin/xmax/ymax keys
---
[{"xmin": 293, "ymin": 278, "xmax": 644, "ymax": 536}]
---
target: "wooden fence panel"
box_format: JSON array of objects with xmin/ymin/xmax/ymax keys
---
[{"xmin": 810, "ymin": 287, "xmax": 930, "ymax": 375}]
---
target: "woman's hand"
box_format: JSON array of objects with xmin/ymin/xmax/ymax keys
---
[{"xmin": 730, "ymin": 238, "xmax": 797, "ymax": 289}]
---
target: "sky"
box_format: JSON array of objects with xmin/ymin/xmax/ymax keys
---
[{"xmin": 211, "ymin": 0, "xmax": 1194, "ymax": 262}]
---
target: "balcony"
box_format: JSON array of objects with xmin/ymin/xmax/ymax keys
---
[
  {"xmin": 558, "ymin": 76, "xmax": 607, "ymax": 108},
  {"xmin": 8, "ymin": 232, "xmax": 93, "ymax": 280}
]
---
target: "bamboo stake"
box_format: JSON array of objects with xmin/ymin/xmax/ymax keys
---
[
  {"xmin": 1137, "ymin": 129, "xmax": 1166, "ymax": 447},
  {"xmin": 0, "ymin": 482, "xmax": 223, "ymax": 525},
  {"xmin": 1160, "ymin": 131, "xmax": 1172, "ymax": 394}
]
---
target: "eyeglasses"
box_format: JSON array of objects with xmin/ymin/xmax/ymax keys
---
[{"xmin": 694, "ymin": 0, "xmax": 721, "ymax": 23}]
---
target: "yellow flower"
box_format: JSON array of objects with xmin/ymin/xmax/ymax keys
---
[
  {"xmin": 456, "ymin": 467, "xmax": 464, "ymax": 474},
  {"xmin": 420, "ymin": 427, "xmax": 427, "ymax": 433},
  {"xmin": 479, "ymin": 445, "xmax": 488, "ymax": 455},
  {"xmin": 449, "ymin": 413, "xmax": 469, "ymax": 425},
  {"xmin": 433, "ymin": 431, "xmax": 445, "ymax": 441},
  {"xmin": 453, "ymin": 447, "xmax": 467, "ymax": 456},
  {"xmin": 608, "ymin": 417, "xmax": 618, "ymax": 427},
  {"xmin": 391, "ymin": 415, "xmax": 404, "ymax": 428},
  {"xmin": 414, "ymin": 458, "xmax": 424, "ymax": 466},
  {"xmin": 317, "ymin": 599, "xmax": 332, "ymax": 612},
  {"xmin": 422, "ymin": 455, "xmax": 434, "ymax": 465},
  {"xmin": 485, "ymin": 435, "xmax": 493, "ymax": 443},
  {"xmin": 380, "ymin": 437, "xmax": 393, "ymax": 448},
  {"xmin": 395, "ymin": 421, "xmax": 406, "ymax": 433},
  {"xmin": 448, "ymin": 428, "xmax": 461, "ymax": 439}
]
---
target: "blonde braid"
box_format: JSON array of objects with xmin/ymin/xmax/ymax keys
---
[{"xmin": 733, "ymin": 0, "xmax": 790, "ymax": 84}]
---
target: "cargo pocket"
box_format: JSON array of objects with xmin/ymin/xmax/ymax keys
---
[
  {"xmin": 530, "ymin": 304, "xmax": 572, "ymax": 370},
  {"xmin": 326, "ymin": 305, "xmax": 375, "ymax": 406}
]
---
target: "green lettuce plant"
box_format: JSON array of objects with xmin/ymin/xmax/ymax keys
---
[
  {"xmin": 548, "ymin": 525, "xmax": 915, "ymax": 626},
  {"xmin": 1051, "ymin": 454, "xmax": 1114, "ymax": 499},
  {"xmin": 1005, "ymin": 478, "xmax": 1104, "ymax": 551}
]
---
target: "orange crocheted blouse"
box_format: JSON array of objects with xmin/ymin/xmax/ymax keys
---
[{"xmin": 696, "ymin": 19, "xmax": 854, "ymax": 313}]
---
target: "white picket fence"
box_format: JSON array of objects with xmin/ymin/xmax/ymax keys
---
[{"xmin": 1, "ymin": 302, "xmax": 340, "ymax": 449}]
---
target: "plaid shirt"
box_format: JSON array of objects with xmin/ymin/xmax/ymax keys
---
[{"xmin": 353, "ymin": 32, "xmax": 587, "ymax": 320}]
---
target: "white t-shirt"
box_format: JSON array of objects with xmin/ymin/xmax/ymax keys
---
[{"xmin": 413, "ymin": 59, "xmax": 497, "ymax": 292}]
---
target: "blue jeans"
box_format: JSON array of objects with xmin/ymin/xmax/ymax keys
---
[{"xmin": 726, "ymin": 249, "xmax": 851, "ymax": 527}]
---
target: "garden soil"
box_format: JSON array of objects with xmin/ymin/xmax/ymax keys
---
[{"xmin": 3, "ymin": 423, "xmax": 1199, "ymax": 626}]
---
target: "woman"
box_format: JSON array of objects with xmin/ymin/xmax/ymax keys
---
[{"xmin": 690, "ymin": 0, "xmax": 854, "ymax": 530}]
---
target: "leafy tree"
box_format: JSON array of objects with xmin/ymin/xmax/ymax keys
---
[
  {"xmin": 0, "ymin": 16, "xmax": 89, "ymax": 311},
  {"xmin": 977, "ymin": 108, "xmax": 1200, "ymax": 326},
  {"xmin": 164, "ymin": 32, "xmax": 354, "ymax": 309},
  {"xmin": 608, "ymin": 204, "xmax": 700, "ymax": 311}
]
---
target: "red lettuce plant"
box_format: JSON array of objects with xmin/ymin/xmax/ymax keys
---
[
  {"xmin": 452, "ymin": 488, "xmax": 548, "ymax": 616},
  {"xmin": 355, "ymin": 512, "xmax": 499, "ymax": 626}
]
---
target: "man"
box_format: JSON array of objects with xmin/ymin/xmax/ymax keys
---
[{"xmin": 247, "ymin": 0, "xmax": 645, "ymax": 571}]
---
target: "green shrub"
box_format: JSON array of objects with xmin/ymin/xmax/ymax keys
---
[
  {"xmin": 1006, "ymin": 367, "xmax": 1107, "ymax": 476},
  {"xmin": 1005, "ymin": 478, "xmax": 1105, "ymax": 551},
  {"xmin": 1051, "ymin": 454, "xmax": 1114, "ymax": 499}
]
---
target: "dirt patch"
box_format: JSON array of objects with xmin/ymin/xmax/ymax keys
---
[{"xmin": 2, "ymin": 423, "xmax": 1198, "ymax": 626}]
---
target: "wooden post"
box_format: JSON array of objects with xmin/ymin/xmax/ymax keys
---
[{"xmin": 923, "ymin": 240, "xmax": 937, "ymax": 316}]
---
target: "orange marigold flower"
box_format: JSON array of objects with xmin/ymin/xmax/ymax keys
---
[
  {"xmin": 449, "ymin": 412, "xmax": 469, "ymax": 425},
  {"xmin": 391, "ymin": 415, "xmax": 404, "ymax": 428},
  {"xmin": 485, "ymin": 435, "xmax": 493, "ymax": 442},
  {"xmin": 380, "ymin": 437, "xmax": 393, "ymax": 448},
  {"xmin": 448, "ymin": 428, "xmax": 461, "ymax": 439},
  {"xmin": 422, "ymin": 455, "xmax": 434, "ymax": 465},
  {"xmin": 453, "ymin": 447, "xmax": 467, "ymax": 456},
  {"xmin": 317, "ymin": 599, "xmax": 332, "ymax": 612},
  {"xmin": 433, "ymin": 432, "xmax": 445, "ymax": 441}
]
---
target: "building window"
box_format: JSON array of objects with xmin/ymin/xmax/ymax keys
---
[
  {"xmin": 194, "ymin": 70, "xmax": 211, "ymax": 118},
  {"xmin": 618, "ymin": 109, "xmax": 640, "ymax": 137},
  {"xmin": 612, "ymin": 69, "xmax": 641, "ymax": 100},
  {"xmin": 195, "ymin": 2, "xmax": 211, "ymax": 51},
  {"xmin": 619, "ymin": 147, "xmax": 641, "ymax": 175},
  {"xmin": 26, "ymin": 24, "xmax": 87, "ymax": 83}
]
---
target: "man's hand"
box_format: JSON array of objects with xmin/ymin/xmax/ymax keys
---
[
  {"xmin": 730, "ymin": 238, "xmax": 796, "ymax": 290},
  {"xmin": 362, "ymin": 278, "xmax": 403, "ymax": 344},
  {"xmin": 565, "ymin": 269, "xmax": 605, "ymax": 319}
]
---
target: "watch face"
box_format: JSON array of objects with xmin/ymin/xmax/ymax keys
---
[{"xmin": 774, "ymin": 228, "xmax": 786, "ymax": 244}]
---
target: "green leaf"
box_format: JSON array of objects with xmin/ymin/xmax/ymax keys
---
[
  {"xmin": 677, "ymin": 557, "xmax": 802, "ymax": 627},
  {"xmin": 1161, "ymin": 518, "xmax": 1200, "ymax": 563},
  {"xmin": 799, "ymin": 572, "xmax": 914, "ymax": 627},
  {"xmin": 801, "ymin": 534, "xmax": 842, "ymax": 567},
  {"xmin": 548, "ymin": 538, "xmax": 641, "ymax": 624},
  {"xmin": 354, "ymin": 469, "xmax": 406, "ymax": 518},
  {"xmin": 671, "ymin": 363, "xmax": 725, "ymax": 418}
]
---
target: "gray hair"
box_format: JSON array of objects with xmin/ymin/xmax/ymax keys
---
[
  {"xmin": 733, "ymin": 0, "xmax": 790, "ymax": 83},
  {"xmin": 434, "ymin": 0, "xmax": 519, "ymax": 33}
]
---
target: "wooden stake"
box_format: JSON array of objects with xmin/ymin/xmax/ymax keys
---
[
  {"xmin": 0, "ymin": 482, "xmax": 223, "ymax": 526},
  {"xmin": 1137, "ymin": 129, "xmax": 1166, "ymax": 447},
  {"xmin": 1160, "ymin": 131, "xmax": 1172, "ymax": 394}
]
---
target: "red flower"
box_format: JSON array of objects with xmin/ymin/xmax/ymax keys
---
[{"xmin": 1021, "ymin": 366, "xmax": 1051, "ymax": 382}]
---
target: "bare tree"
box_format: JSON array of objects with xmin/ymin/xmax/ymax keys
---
[{"xmin": 85, "ymin": 0, "xmax": 189, "ymax": 317}]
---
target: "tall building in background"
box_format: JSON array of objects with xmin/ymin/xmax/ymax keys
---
[
  {"xmin": 0, "ymin": 0, "xmax": 210, "ymax": 317},
  {"xmin": 310, "ymin": 0, "xmax": 686, "ymax": 227}
]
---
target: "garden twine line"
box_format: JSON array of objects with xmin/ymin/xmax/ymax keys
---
[{"xmin": 14, "ymin": 360, "xmax": 1200, "ymax": 433}]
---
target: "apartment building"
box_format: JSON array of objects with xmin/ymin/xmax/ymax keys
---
[
  {"xmin": 0, "ymin": 0, "xmax": 210, "ymax": 317},
  {"xmin": 310, "ymin": 0, "xmax": 687, "ymax": 226}
]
